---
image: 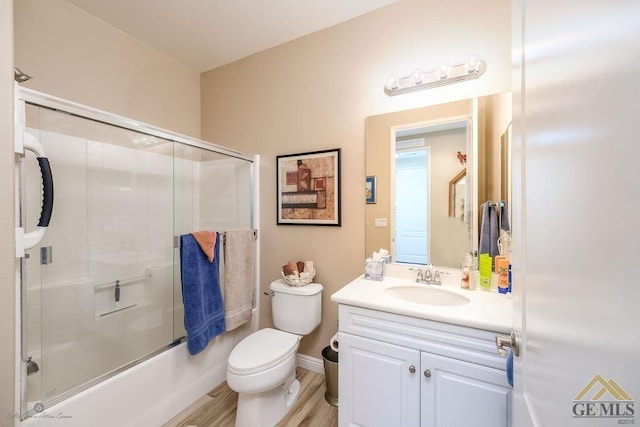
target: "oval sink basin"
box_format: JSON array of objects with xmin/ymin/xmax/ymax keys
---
[{"xmin": 385, "ymin": 285, "xmax": 470, "ymax": 306}]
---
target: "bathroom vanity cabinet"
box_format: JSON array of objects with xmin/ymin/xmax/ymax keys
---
[{"xmin": 338, "ymin": 305, "xmax": 511, "ymax": 427}]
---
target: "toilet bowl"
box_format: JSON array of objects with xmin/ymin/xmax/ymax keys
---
[
  {"xmin": 227, "ymin": 328, "xmax": 301, "ymax": 427},
  {"xmin": 227, "ymin": 280, "xmax": 323, "ymax": 427},
  {"xmin": 227, "ymin": 328, "xmax": 300, "ymax": 393}
]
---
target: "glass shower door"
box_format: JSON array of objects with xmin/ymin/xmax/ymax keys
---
[
  {"xmin": 21, "ymin": 104, "xmax": 176, "ymax": 413},
  {"xmin": 19, "ymin": 92, "xmax": 256, "ymax": 419}
]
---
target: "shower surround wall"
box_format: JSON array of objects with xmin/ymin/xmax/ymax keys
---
[{"xmin": 18, "ymin": 89, "xmax": 258, "ymax": 426}]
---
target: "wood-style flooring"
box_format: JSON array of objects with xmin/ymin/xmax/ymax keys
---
[{"xmin": 163, "ymin": 368, "xmax": 338, "ymax": 427}]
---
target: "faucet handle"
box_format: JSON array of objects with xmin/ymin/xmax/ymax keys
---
[
  {"xmin": 433, "ymin": 270, "xmax": 449, "ymax": 284},
  {"xmin": 409, "ymin": 267, "xmax": 425, "ymax": 282}
]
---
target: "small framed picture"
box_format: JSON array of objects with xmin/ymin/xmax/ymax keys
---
[
  {"xmin": 365, "ymin": 176, "xmax": 377, "ymax": 204},
  {"xmin": 276, "ymin": 148, "xmax": 341, "ymax": 226}
]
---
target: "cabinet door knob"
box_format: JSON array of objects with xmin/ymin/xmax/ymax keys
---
[
  {"xmin": 409, "ymin": 365, "xmax": 416, "ymax": 373},
  {"xmin": 424, "ymin": 369, "xmax": 432, "ymax": 378}
]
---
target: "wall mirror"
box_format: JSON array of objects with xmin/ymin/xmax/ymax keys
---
[{"xmin": 365, "ymin": 92, "xmax": 512, "ymax": 269}]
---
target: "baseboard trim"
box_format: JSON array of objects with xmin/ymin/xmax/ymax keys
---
[{"xmin": 296, "ymin": 353, "xmax": 324, "ymax": 374}]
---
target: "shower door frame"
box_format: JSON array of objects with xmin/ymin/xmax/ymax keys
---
[{"xmin": 14, "ymin": 87, "xmax": 260, "ymax": 419}]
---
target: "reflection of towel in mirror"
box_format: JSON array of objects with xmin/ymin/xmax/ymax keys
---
[
  {"xmin": 180, "ymin": 233, "xmax": 225, "ymax": 355},
  {"xmin": 499, "ymin": 201, "xmax": 510, "ymax": 233},
  {"xmin": 479, "ymin": 201, "xmax": 499, "ymax": 264},
  {"xmin": 223, "ymin": 229, "xmax": 255, "ymax": 331}
]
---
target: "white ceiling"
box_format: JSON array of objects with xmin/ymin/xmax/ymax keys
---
[{"xmin": 66, "ymin": 0, "xmax": 397, "ymax": 72}]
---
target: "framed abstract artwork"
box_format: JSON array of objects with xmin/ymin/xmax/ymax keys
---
[{"xmin": 276, "ymin": 149, "xmax": 341, "ymax": 226}]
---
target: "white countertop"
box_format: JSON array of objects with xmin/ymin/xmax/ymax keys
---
[{"xmin": 331, "ymin": 271, "xmax": 513, "ymax": 334}]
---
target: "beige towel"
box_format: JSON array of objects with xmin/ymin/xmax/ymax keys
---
[
  {"xmin": 303, "ymin": 260, "xmax": 315, "ymax": 274},
  {"xmin": 191, "ymin": 231, "xmax": 216, "ymax": 263},
  {"xmin": 223, "ymin": 229, "xmax": 255, "ymax": 331}
]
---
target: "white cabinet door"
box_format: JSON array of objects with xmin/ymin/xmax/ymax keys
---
[
  {"xmin": 339, "ymin": 333, "xmax": 421, "ymax": 427},
  {"xmin": 421, "ymin": 352, "xmax": 511, "ymax": 427}
]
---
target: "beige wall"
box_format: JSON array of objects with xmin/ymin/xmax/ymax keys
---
[
  {"xmin": 14, "ymin": 0, "xmax": 201, "ymax": 137},
  {"xmin": 0, "ymin": 1, "xmax": 15, "ymax": 425},
  {"xmin": 201, "ymin": 0, "xmax": 512, "ymax": 358}
]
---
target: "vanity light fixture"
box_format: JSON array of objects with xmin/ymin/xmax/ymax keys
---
[{"xmin": 384, "ymin": 56, "xmax": 486, "ymax": 96}]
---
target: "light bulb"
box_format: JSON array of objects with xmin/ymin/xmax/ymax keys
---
[
  {"xmin": 466, "ymin": 55, "xmax": 481, "ymax": 73},
  {"xmin": 412, "ymin": 68, "xmax": 424, "ymax": 85},
  {"xmin": 437, "ymin": 64, "xmax": 449, "ymax": 79},
  {"xmin": 385, "ymin": 75, "xmax": 399, "ymax": 91}
]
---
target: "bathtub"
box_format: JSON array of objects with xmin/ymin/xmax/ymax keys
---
[
  {"xmin": 21, "ymin": 266, "xmax": 255, "ymax": 425},
  {"xmin": 20, "ymin": 316, "xmax": 255, "ymax": 426}
]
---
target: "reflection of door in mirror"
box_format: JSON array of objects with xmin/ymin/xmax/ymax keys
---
[
  {"xmin": 392, "ymin": 125, "xmax": 468, "ymax": 267},
  {"xmin": 395, "ymin": 149, "xmax": 429, "ymax": 264}
]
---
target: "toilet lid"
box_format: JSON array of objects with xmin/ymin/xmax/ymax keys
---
[{"xmin": 228, "ymin": 328, "xmax": 299, "ymax": 375}]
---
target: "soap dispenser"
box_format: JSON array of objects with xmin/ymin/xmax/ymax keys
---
[{"xmin": 461, "ymin": 252, "xmax": 472, "ymax": 289}]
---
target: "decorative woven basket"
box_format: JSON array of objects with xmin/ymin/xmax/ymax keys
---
[{"xmin": 281, "ymin": 270, "xmax": 315, "ymax": 287}]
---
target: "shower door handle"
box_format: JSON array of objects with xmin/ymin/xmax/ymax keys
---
[{"xmin": 18, "ymin": 131, "xmax": 54, "ymax": 252}]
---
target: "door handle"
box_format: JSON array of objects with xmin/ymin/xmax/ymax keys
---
[
  {"xmin": 495, "ymin": 330, "xmax": 520, "ymax": 357},
  {"xmin": 19, "ymin": 131, "xmax": 54, "ymax": 252}
]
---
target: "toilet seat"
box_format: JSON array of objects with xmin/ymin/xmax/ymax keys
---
[{"xmin": 228, "ymin": 328, "xmax": 299, "ymax": 376}]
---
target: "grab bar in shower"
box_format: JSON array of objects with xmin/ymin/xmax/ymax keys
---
[{"xmin": 94, "ymin": 273, "xmax": 151, "ymax": 291}]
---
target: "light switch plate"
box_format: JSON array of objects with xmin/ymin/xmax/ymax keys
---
[{"xmin": 374, "ymin": 218, "xmax": 387, "ymax": 227}]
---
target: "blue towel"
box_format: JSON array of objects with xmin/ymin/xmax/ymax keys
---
[
  {"xmin": 479, "ymin": 201, "xmax": 499, "ymax": 263},
  {"xmin": 180, "ymin": 233, "xmax": 226, "ymax": 355},
  {"xmin": 506, "ymin": 348, "xmax": 514, "ymax": 387}
]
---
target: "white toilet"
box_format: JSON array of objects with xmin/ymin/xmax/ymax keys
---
[{"xmin": 227, "ymin": 279, "xmax": 323, "ymax": 427}]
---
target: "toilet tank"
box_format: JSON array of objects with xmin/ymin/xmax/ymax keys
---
[{"xmin": 269, "ymin": 280, "xmax": 323, "ymax": 335}]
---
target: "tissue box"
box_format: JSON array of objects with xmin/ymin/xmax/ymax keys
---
[{"xmin": 365, "ymin": 258, "xmax": 385, "ymax": 281}]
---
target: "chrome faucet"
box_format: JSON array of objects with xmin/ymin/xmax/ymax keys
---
[{"xmin": 412, "ymin": 265, "xmax": 446, "ymax": 285}]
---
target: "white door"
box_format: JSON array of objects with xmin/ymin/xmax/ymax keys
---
[
  {"xmin": 512, "ymin": 0, "xmax": 640, "ymax": 425},
  {"xmin": 395, "ymin": 151, "xmax": 429, "ymax": 264},
  {"xmin": 339, "ymin": 333, "xmax": 420, "ymax": 427},
  {"xmin": 421, "ymin": 352, "xmax": 511, "ymax": 427}
]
